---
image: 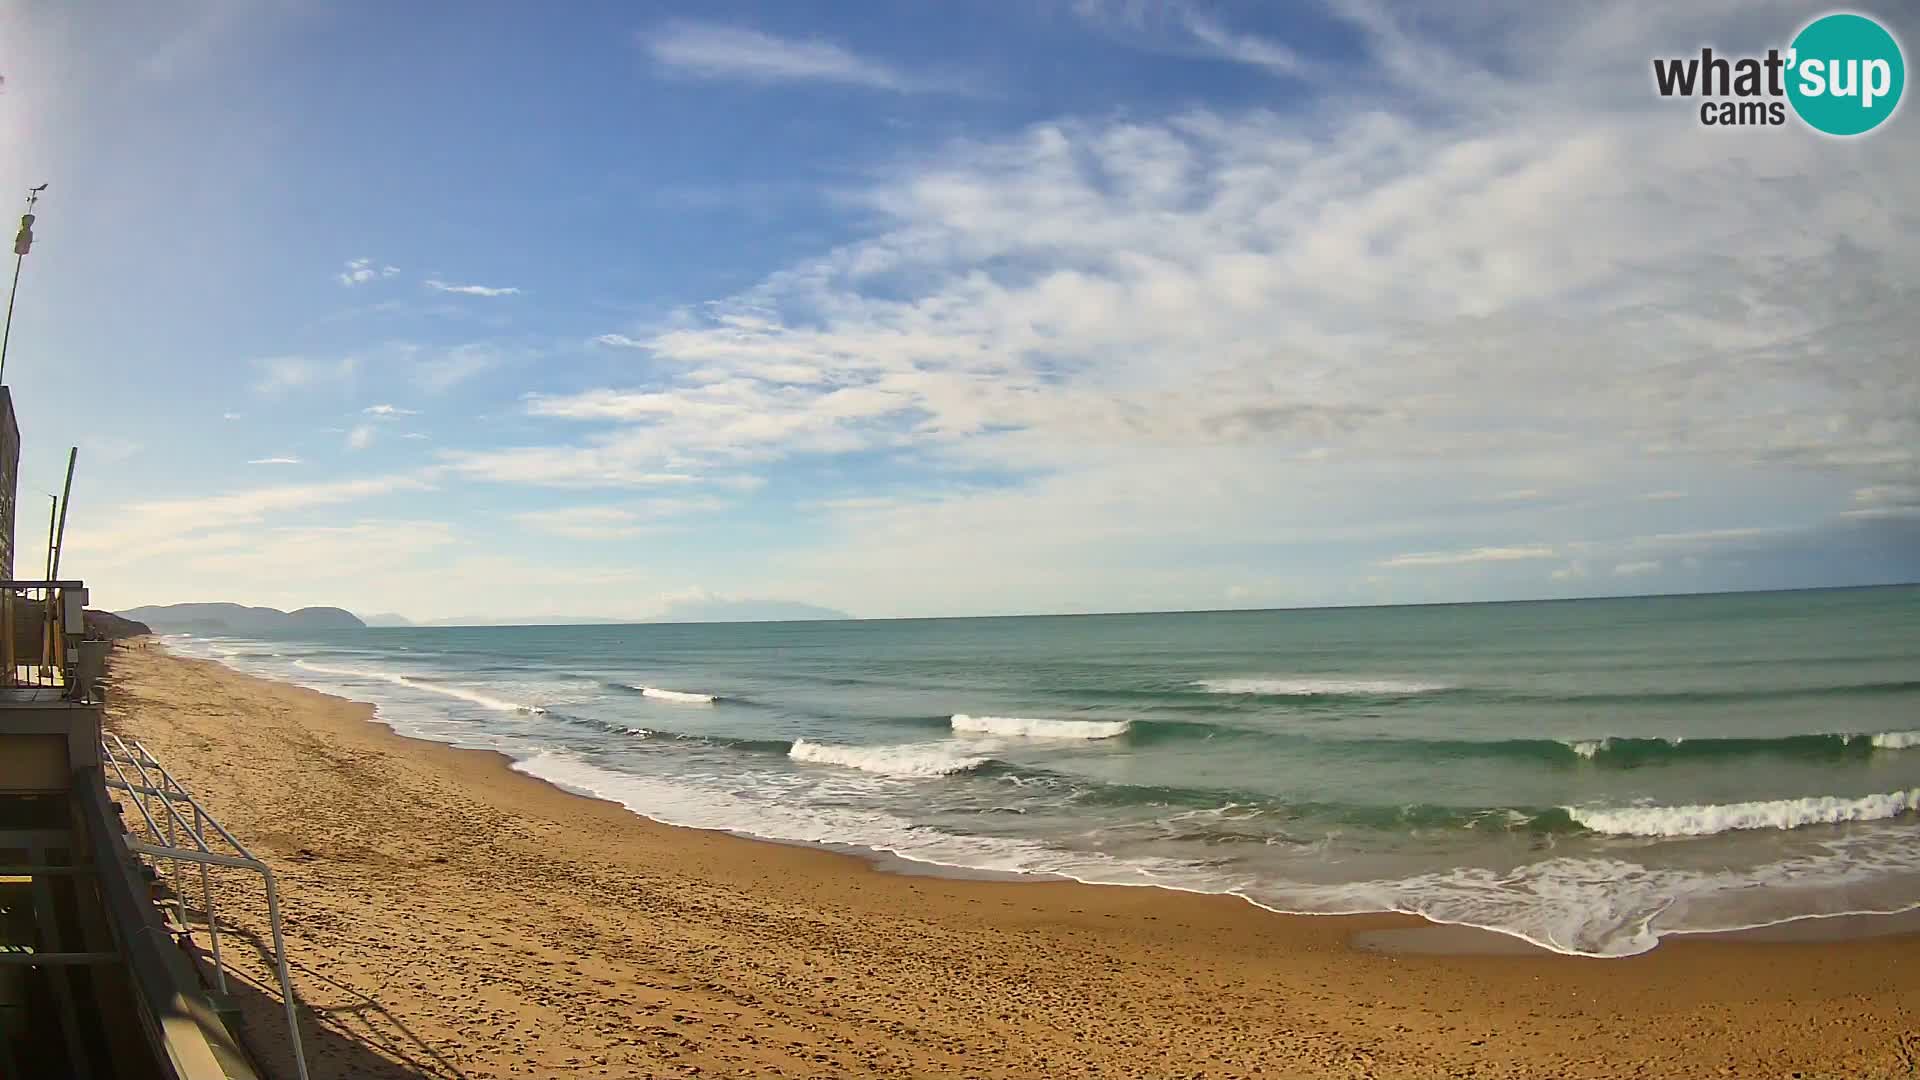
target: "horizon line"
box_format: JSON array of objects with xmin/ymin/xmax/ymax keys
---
[{"xmin": 123, "ymin": 580, "xmax": 1918, "ymax": 630}]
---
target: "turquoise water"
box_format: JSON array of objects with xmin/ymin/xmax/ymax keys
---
[{"xmin": 164, "ymin": 585, "xmax": 1920, "ymax": 956}]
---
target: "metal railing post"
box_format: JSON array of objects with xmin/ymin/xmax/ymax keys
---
[
  {"xmin": 258, "ymin": 868, "xmax": 306, "ymax": 1080},
  {"xmin": 189, "ymin": 797, "xmax": 226, "ymax": 995}
]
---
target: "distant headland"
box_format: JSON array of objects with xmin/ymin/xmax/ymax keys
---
[{"xmin": 116, "ymin": 603, "xmax": 366, "ymax": 634}]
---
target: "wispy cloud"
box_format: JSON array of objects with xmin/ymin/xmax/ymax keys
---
[
  {"xmin": 346, "ymin": 424, "xmax": 376, "ymax": 451},
  {"xmin": 1613, "ymin": 560, "xmax": 1662, "ymax": 577},
  {"xmin": 363, "ymin": 404, "xmax": 420, "ymax": 418},
  {"xmin": 1381, "ymin": 546, "xmax": 1557, "ymax": 568},
  {"xmin": 246, "ymin": 456, "xmax": 302, "ymax": 466},
  {"xmin": 222, "ymin": 411, "xmax": 242, "ymax": 421},
  {"xmin": 425, "ymin": 279, "xmax": 520, "ymax": 297},
  {"xmin": 594, "ymin": 333, "xmax": 648, "ymax": 349},
  {"xmin": 415, "ymin": 344, "xmax": 499, "ymax": 393},
  {"xmin": 1645, "ymin": 527, "xmax": 1794, "ymax": 546},
  {"xmin": 511, "ymin": 497, "xmax": 730, "ymax": 540},
  {"xmin": 642, "ymin": 21, "xmax": 975, "ymax": 94},
  {"xmin": 337, "ymin": 258, "xmax": 399, "ymax": 287},
  {"xmin": 253, "ymin": 356, "xmax": 357, "ymax": 396},
  {"xmin": 1180, "ymin": 11, "xmax": 1314, "ymax": 77},
  {"xmin": 101, "ymin": 473, "xmax": 436, "ymax": 542},
  {"xmin": 1072, "ymin": 0, "xmax": 1315, "ymax": 78}
]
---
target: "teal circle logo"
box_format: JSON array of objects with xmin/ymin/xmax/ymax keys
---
[{"xmin": 1787, "ymin": 13, "xmax": 1904, "ymax": 136}]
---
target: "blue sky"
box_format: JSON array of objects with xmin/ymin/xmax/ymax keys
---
[{"xmin": 2, "ymin": 0, "xmax": 1916, "ymax": 620}]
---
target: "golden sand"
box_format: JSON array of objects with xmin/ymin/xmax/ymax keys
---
[{"xmin": 105, "ymin": 647, "xmax": 1918, "ymax": 1079}]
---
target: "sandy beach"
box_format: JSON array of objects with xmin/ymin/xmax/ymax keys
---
[{"xmin": 101, "ymin": 646, "xmax": 1918, "ymax": 1079}]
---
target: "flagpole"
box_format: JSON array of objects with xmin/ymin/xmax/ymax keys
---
[{"xmin": 1, "ymin": 184, "xmax": 48, "ymax": 386}]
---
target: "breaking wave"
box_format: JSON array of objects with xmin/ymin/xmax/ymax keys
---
[
  {"xmin": 615, "ymin": 683, "xmax": 716, "ymax": 704},
  {"xmin": 951, "ymin": 714, "xmax": 1130, "ymax": 739},
  {"xmin": 788, "ymin": 739, "xmax": 990, "ymax": 778},
  {"xmin": 292, "ymin": 660, "xmax": 547, "ymax": 713},
  {"xmin": 1196, "ymin": 677, "xmax": 1454, "ymax": 697},
  {"xmin": 1567, "ymin": 789, "xmax": 1920, "ymax": 837}
]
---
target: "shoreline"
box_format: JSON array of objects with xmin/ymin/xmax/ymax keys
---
[{"xmin": 106, "ymin": 644, "xmax": 1920, "ymax": 1078}]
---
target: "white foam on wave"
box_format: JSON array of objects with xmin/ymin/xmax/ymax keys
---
[
  {"xmin": 1250, "ymin": 830, "xmax": 1920, "ymax": 957},
  {"xmin": 1869, "ymin": 730, "xmax": 1920, "ymax": 750},
  {"xmin": 511, "ymin": 749, "xmax": 1203, "ymax": 884},
  {"xmin": 631, "ymin": 685, "xmax": 715, "ymax": 704},
  {"xmin": 293, "ymin": 659, "xmax": 547, "ymax": 714},
  {"xmin": 1196, "ymin": 677, "xmax": 1451, "ymax": 696},
  {"xmin": 788, "ymin": 738, "xmax": 987, "ymax": 778},
  {"xmin": 1568, "ymin": 788, "xmax": 1920, "ymax": 838},
  {"xmin": 1567, "ymin": 738, "xmax": 1607, "ymax": 759},
  {"xmin": 951, "ymin": 714, "xmax": 1130, "ymax": 739}
]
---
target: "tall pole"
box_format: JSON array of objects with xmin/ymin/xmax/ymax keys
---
[
  {"xmin": 49, "ymin": 447, "xmax": 74, "ymax": 581},
  {"xmin": 43, "ymin": 495, "xmax": 55, "ymax": 579},
  {"xmin": 0, "ymin": 251, "xmax": 22, "ymax": 383},
  {"xmin": 1, "ymin": 184, "xmax": 48, "ymax": 386}
]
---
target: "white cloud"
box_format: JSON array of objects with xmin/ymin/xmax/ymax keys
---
[
  {"xmin": 642, "ymin": 21, "xmax": 975, "ymax": 94},
  {"xmin": 253, "ymin": 355, "xmax": 357, "ymax": 396},
  {"xmin": 222, "ymin": 411, "xmax": 242, "ymax": 421},
  {"xmin": 1381, "ymin": 545, "xmax": 1556, "ymax": 568},
  {"xmin": 1852, "ymin": 484, "xmax": 1919, "ymax": 506},
  {"xmin": 1645, "ymin": 527, "xmax": 1794, "ymax": 546},
  {"xmin": 1613, "ymin": 560, "xmax": 1662, "ymax": 577},
  {"xmin": 1179, "ymin": 12, "xmax": 1314, "ymax": 77},
  {"xmin": 437, "ymin": 441, "xmax": 707, "ymax": 489},
  {"xmin": 593, "ymin": 333, "xmax": 648, "ymax": 349},
  {"xmin": 1072, "ymin": 0, "xmax": 1315, "ymax": 78},
  {"xmin": 425, "ymin": 279, "xmax": 521, "ymax": 297},
  {"xmin": 336, "ymin": 258, "xmax": 399, "ymax": 287},
  {"xmin": 363, "ymin": 404, "xmax": 420, "ymax": 418},
  {"xmin": 401, "ymin": 432, "xmax": 430, "ymax": 441},
  {"xmin": 345, "ymin": 424, "xmax": 376, "ymax": 451},
  {"xmin": 414, "ymin": 344, "xmax": 499, "ymax": 393},
  {"xmin": 246, "ymin": 456, "xmax": 302, "ymax": 465},
  {"xmin": 511, "ymin": 497, "xmax": 730, "ymax": 540},
  {"xmin": 74, "ymin": 473, "xmax": 436, "ymax": 551},
  {"xmin": 1640, "ymin": 490, "xmax": 1688, "ymax": 501},
  {"xmin": 1550, "ymin": 562, "xmax": 1589, "ymax": 582}
]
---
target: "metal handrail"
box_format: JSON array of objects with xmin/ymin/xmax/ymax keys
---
[{"xmin": 102, "ymin": 734, "xmax": 309, "ymax": 1080}]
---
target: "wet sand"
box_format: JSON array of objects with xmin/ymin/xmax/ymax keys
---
[{"xmin": 104, "ymin": 646, "xmax": 1919, "ymax": 1079}]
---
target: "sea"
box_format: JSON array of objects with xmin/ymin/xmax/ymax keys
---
[{"xmin": 159, "ymin": 585, "xmax": 1920, "ymax": 957}]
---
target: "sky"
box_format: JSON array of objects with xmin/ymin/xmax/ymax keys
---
[{"xmin": 0, "ymin": 0, "xmax": 1915, "ymax": 622}]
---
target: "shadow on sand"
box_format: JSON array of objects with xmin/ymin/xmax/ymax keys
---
[{"xmin": 200, "ymin": 925, "xmax": 470, "ymax": 1080}]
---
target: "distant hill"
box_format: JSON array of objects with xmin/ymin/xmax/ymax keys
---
[
  {"xmin": 360, "ymin": 612, "xmax": 415, "ymax": 627},
  {"xmin": 117, "ymin": 603, "xmax": 366, "ymax": 634},
  {"xmin": 84, "ymin": 610, "xmax": 152, "ymax": 640}
]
